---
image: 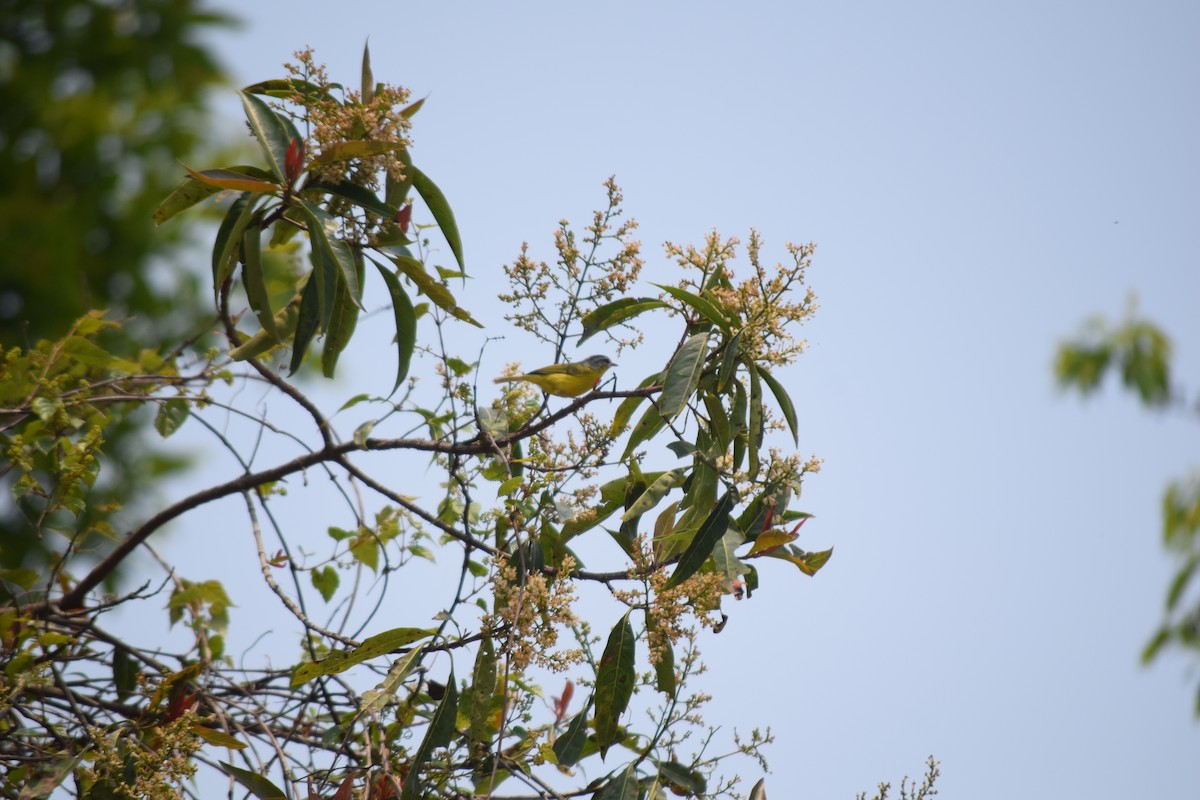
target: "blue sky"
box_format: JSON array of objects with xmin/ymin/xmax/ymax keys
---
[{"xmin": 179, "ymin": 1, "xmax": 1200, "ymax": 796}]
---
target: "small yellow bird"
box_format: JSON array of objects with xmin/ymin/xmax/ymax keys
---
[{"xmin": 493, "ymin": 354, "xmax": 616, "ymax": 397}]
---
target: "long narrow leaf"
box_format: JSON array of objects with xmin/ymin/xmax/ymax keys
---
[
  {"xmin": 155, "ymin": 177, "xmax": 223, "ymax": 225},
  {"xmin": 240, "ymin": 90, "xmax": 296, "ymax": 184},
  {"xmin": 409, "ymin": 165, "xmax": 465, "ymax": 270},
  {"xmin": 594, "ymin": 612, "xmax": 636, "ymax": 758},
  {"xmin": 240, "ymin": 226, "xmax": 277, "ymax": 341},
  {"xmin": 580, "ymin": 297, "xmax": 668, "ymax": 344},
  {"xmin": 294, "ymin": 198, "xmax": 362, "ymax": 312},
  {"xmin": 288, "ymin": 276, "xmax": 320, "ymax": 374},
  {"xmin": 290, "ymin": 627, "xmax": 435, "ymax": 686},
  {"xmin": 402, "ymin": 671, "xmax": 459, "ymax": 800},
  {"xmin": 321, "ymin": 251, "xmax": 364, "ymax": 378},
  {"xmin": 304, "ymin": 178, "xmax": 396, "ymax": 218},
  {"xmin": 218, "ymin": 762, "xmax": 286, "ymax": 800},
  {"xmin": 369, "ymin": 257, "xmax": 418, "ymax": 394},
  {"xmin": 666, "ymin": 491, "xmax": 737, "ymax": 589},
  {"xmin": 360, "ymin": 645, "xmax": 426, "ymax": 715},
  {"xmin": 620, "ymin": 468, "xmax": 686, "ymax": 523},
  {"xmin": 758, "ymin": 366, "xmax": 799, "ymax": 446},
  {"xmin": 658, "ymin": 333, "xmax": 710, "ymax": 419},
  {"xmin": 653, "ymin": 283, "xmax": 731, "ymax": 331},
  {"xmin": 182, "ymin": 164, "xmax": 280, "ymax": 194},
  {"xmin": 211, "ymin": 192, "xmax": 253, "ymax": 299},
  {"xmin": 552, "ymin": 698, "xmax": 593, "ymax": 766}
]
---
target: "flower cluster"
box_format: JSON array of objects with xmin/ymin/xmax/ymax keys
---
[
  {"xmin": 488, "ymin": 555, "xmax": 583, "ymax": 673},
  {"xmin": 282, "ymin": 48, "xmax": 412, "ymax": 192}
]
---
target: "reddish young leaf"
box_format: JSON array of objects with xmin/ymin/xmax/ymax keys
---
[
  {"xmin": 395, "ymin": 202, "xmax": 413, "ymax": 232},
  {"xmin": 285, "ymin": 137, "xmax": 306, "ymax": 185},
  {"xmin": 553, "ymin": 680, "xmax": 575, "ymax": 723}
]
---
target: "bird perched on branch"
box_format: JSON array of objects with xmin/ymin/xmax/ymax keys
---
[{"xmin": 493, "ymin": 354, "xmax": 616, "ymax": 397}]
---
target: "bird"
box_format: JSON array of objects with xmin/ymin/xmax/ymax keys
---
[{"xmin": 493, "ymin": 354, "xmax": 616, "ymax": 397}]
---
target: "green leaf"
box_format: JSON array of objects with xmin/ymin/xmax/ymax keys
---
[
  {"xmin": 361, "ymin": 40, "xmax": 374, "ymax": 104},
  {"xmin": 594, "ymin": 612, "xmax": 636, "ymax": 758},
  {"xmin": 307, "ymin": 140, "xmax": 409, "ymax": 174},
  {"xmin": 191, "ymin": 724, "xmax": 247, "ymax": 750},
  {"xmin": 240, "ymin": 225, "xmax": 278, "ymax": 341},
  {"xmin": 716, "ymin": 330, "xmax": 742, "ymax": 393},
  {"xmin": 368, "ymin": 257, "xmax": 418, "ymax": 394},
  {"xmin": 386, "ymin": 147, "xmax": 415, "ymax": 208},
  {"xmin": 621, "ymin": 402, "xmax": 667, "ymax": 460},
  {"xmin": 653, "ymin": 283, "xmax": 731, "ymax": 331},
  {"xmin": 712, "ymin": 525, "xmax": 749, "ymax": 583},
  {"xmin": 552, "ymin": 698, "xmax": 592, "ymax": 766},
  {"xmin": 609, "ymin": 371, "xmax": 662, "ymax": 437},
  {"xmin": 155, "ymin": 176, "xmax": 223, "ymax": 225},
  {"xmin": 303, "ymin": 178, "xmax": 397, "ymax": 220},
  {"xmin": 594, "ymin": 764, "xmax": 640, "ymax": 800},
  {"xmin": 731, "ymin": 379, "xmax": 748, "ymax": 471},
  {"xmin": 290, "ymin": 627, "xmax": 436, "ymax": 686},
  {"xmin": 402, "ymin": 670, "xmax": 459, "ymax": 800},
  {"xmin": 244, "ymin": 78, "xmax": 334, "ymax": 102},
  {"xmin": 112, "ymin": 646, "xmax": 137, "ymax": 700},
  {"xmin": 240, "ymin": 90, "xmax": 298, "ymax": 184},
  {"xmin": 289, "ymin": 274, "xmax": 321, "ymax": 375},
  {"xmin": 657, "ymin": 760, "xmax": 707, "ymax": 795},
  {"xmin": 468, "ymin": 638, "xmax": 497, "ymax": 752},
  {"xmin": 231, "ymin": 293, "xmax": 300, "ymax": 362},
  {"xmin": 321, "ymin": 250, "xmax": 365, "ymax": 378},
  {"xmin": 747, "ymin": 360, "xmax": 764, "ymax": 479},
  {"xmin": 388, "ymin": 252, "xmax": 480, "ymax": 326},
  {"xmin": 758, "ymin": 366, "xmax": 799, "ymax": 446},
  {"xmin": 409, "ymin": 165, "xmax": 465, "ymax": 271},
  {"xmin": 360, "ymin": 644, "xmax": 426, "ymax": 715},
  {"xmin": 310, "ymin": 566, "xmax": 339, "ymax": 602},
  {"xmin": 658, "ymin": 333, "xmax": 710, "ymax": 420},
  {"xmin": 620, "ymin": 468, "xmax": 686, "ymax": 523},
  {"xmin": 212, "ymin": 192, "xmax": 258, "ymax": 299},
  {"xmin": 218, "ymin": 762, "xmax": 286, "ymax": 800},
  {"xmin": 653, "ymin": 638, "xmax": 676, "ymax": 696},
  {"xmin": 767, "ymin": 544, "xmax": 834, "ymax": 577},
  {"xmin": 667, "ymin": 491, "xmax": 737, "ymax": 589},
  {"xmin": 181, "ymin": 164, "xmax": 280, "ymax": 194},
  {"xmin": 154, "ymin": 399, "xmax": 189, "ymax": 438},
  {"xmin": 294, "ymin": 198, "xmax": 362, "ymax": 312},
  {"xmin": 579, "ymin": 297, "xmax": 668, "ymax": 344}
]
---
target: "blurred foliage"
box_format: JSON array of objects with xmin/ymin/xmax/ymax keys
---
[
  {"xmin": 0, "ymin": 0, "xmax": 232, "ymax": 571},
  {"xmin": 1056, "ymin": 307, "xmax": 1200, "ymax": 714}
]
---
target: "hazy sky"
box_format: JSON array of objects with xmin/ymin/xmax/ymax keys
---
[{"xmin": 177, "ymin": 1, "xmax": 1200, "ymax": 796}]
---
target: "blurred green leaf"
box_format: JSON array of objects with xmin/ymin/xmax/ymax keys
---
[
  {"xmin": 594, "ymin": 612, "xmax": 636, "ymax": 758},
  {"xmin": 291, "ymin": 627, "xmax": 435, "ymax": 687},
  {"xmin": 219, "ymin": 762, "xmax": 285, "ymax": 800}
]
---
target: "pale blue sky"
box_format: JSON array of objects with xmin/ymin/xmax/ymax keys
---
[{"xmin": 174, "ymin": 1, "xmax": 1200, "ymax": 796}]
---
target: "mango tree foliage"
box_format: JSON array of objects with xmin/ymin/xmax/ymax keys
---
[
  {"xmin": 1057, "ymin": 308, "xmax": 1200, "ymax": 715},
  {"xmin": 0, "ymin": 47, "xmax": 829, "ymax": 800}
]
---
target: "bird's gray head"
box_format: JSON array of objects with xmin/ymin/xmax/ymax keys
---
[{"xmin": 580, "ymin": 354, "xmax": 615, "ymax": 371}]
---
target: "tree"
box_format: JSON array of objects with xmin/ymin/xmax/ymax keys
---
[
  {"xmin": 0, "ymin": 0, "xmax": 233, "ymax": 573},
  {"xmin": 1, "ymin": 47, "xmax": 832, "ymax": 798},
  {"xmin": 1056, "ymin": 305, "xmax": 1200, "ymax": 714}
]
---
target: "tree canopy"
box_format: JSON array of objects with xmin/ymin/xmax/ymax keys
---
[{"xmin": 0, "ymin": 46, "xmax": 845, "ymax": 799}]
